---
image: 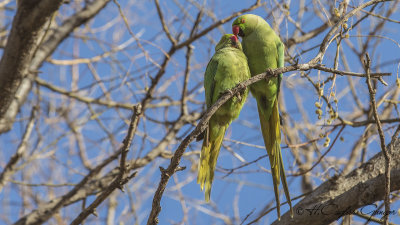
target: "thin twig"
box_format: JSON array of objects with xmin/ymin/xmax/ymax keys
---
[
  {"xmin": 246, "ymin": 192, "xmax": 311, "ymax": 225},
  {"xmin": 291, "ymin": 125, "xmax": 345, "ymax": 176},
  {"xmin": 119, "ymin": 104, "xmax": 142, "ymax": 181},
  {"xmin": 69, "ymin": 104, "xmax": 141, "ymax": 224},
  {"xmin": 154, "ymin": 0, "xmax": 177, "ymax": 45},
  {"xmin": 181, "ymin": 46, "xmax": 193, "ymax": 115},
  {"xmin": 364, "ymin": 53, "xmax": 391, "ymax": 225},
  {"xmin": 315, "ymin": 64, "xmax": 390, "ymax": 77},
  {"xmin": 353, "ymin": 210, "xmax": 397, "ymax": 225},
  {"xmin": 0, "ymin": 106, "xmax": 37, "ymax": 192},
  {"xmin": 180, "ymin": 9, "xmax": 203, "ymax": 115},
  {"xmin": 312, "ymin": 0, "xmax": 392, "ymax": 64},
  {"xmin": 337, "ymin": 118, "xmax": 400, "ymax": 127},
  {"xmin": 69, "ymin": 172, "xmax": 137, "ymax": 225},
  {"xmin": 175, "ymin": 0, "xmax": 264, "ymax": 49}
]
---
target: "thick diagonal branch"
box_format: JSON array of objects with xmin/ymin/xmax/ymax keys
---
[
  {"xmin": 271, "ymin": 138, "xmax": 400, "ymax": 225},
  {"xmin": 0, "ymin": 0, "xmax": 62, "ymax": 124}
]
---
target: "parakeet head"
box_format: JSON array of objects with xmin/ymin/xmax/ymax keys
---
[
  {"xmin": 232, "ymin": 14, "xmax": 260, "ymax": 37},
  {"xmin": 215, "ymin": 34, "xmax": 242, "ymax": 51}
]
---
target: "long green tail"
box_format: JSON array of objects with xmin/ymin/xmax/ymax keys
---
[
  {"xmin": 257, "ymin": 99, "xmax": 293, "ymax": 220},
  {"xmin": 197, "ymin": 122, "xmax": 226, "ymax": 202}
]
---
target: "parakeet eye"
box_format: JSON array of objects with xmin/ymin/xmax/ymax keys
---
[{"xmin": 241, "ymin": 18, "xmax": 245, "ymax": 23}]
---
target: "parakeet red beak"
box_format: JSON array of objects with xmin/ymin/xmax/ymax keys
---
[
  {"xmin": 230, "ymin": 35, "xmax": 239, "ymax": 48},
  {"xmin": 232, "ymin": 25, "xmax": 239, "ymax": 37}
]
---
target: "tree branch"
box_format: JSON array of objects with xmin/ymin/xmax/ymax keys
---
[
  {"xmin": 0, "ymin": 106, "xmax": 37, "ymax": 192},
  {"xmin": 312, "ymin": 0, "xmax": 392, "ymax": 64},
  {"xmin": 12, "ymin": 112, "xmax": 200, "ymax": 225},
  {"xmin": 0, "ymin": 0, "xmax": 62, "ymax": 128},
  {"xmin": 364, "ymin": 53, "xmax": 391, "ymax": 225},
  {"xmin": 0, "ymin": 0, "xmax": 111, "ymax": 133},
  {"xmin": 271, "ymin": 138, "xmax": 400, "ymax": 225}
]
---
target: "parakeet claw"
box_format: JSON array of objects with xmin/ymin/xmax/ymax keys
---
[
  {"xmin": 236, "ymin": 84, "xmax": 247, "ymax": 102},
  {"xmin": 264, "ymin": 68, "xmax": 274, "ymax": 82},
  {"xmin": 237, "ymin": 82, "xmax": 245, "ymax": 90},
  {"xmin": 235, "ymin": 91, "xmax": 242, "ymax": 102},
  {"xmin": 222, "ymin": 89, "xmax": 234, "ymax": 96}
]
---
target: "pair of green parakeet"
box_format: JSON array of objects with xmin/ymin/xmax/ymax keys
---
[{"xmin": 197, "ymin": 14, "xmax": 293, "ymax": 220}]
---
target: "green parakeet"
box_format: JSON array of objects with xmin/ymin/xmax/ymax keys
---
[
  {"xmin": 232, "ymin": 14, "xmax": 293, "ymax": 219},
  {"xmin": 198, "ymin": 34, "xmax": 250, "ymax": 202}
]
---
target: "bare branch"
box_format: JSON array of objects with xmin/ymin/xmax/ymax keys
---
[
  {"xmin": 364, "ymin": 53, "xmax": 391, "ymax": 225},
  {"xmin": 154, "ymin": 0, "xmax": 177, "ymax": 46},
  {"xmin": 312, "ymin": 0, "xmax": 392, "ymax": 64},
  {"xmin": 0, "ymin": 106, "xmax": 37, "ymax": 192},
  {"xmin": 69, "ymin": 172, "xmax": 137, "ymax": 225},
  {"xmin": 0, "ymin": 0, "xmax": 62, "ymax": 127},
  {"xmin": 0, "ymin": 0, "xmax": 111, "ymax": 133}
]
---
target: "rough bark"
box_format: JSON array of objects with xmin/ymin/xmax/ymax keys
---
[
  {"xmin": 0, "ymin": 0, "xmax": 62, "ymax": 128},
  {"xmin": 272, "ymin": 138, "xmax": 400, "ymax": 225}
]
